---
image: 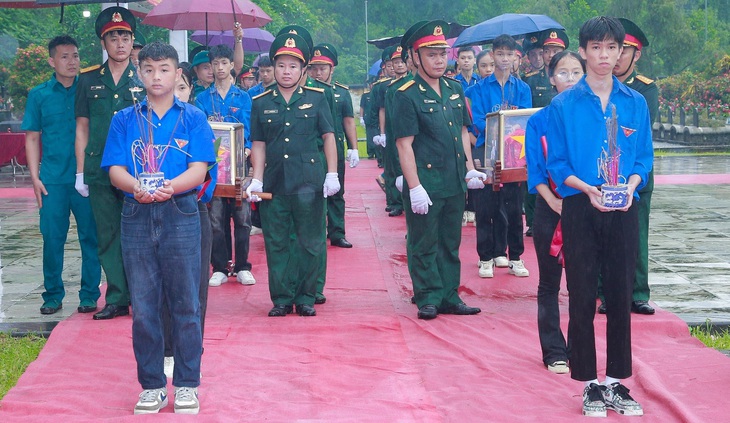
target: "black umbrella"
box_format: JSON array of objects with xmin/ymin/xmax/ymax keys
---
[{"xmin": 367, "ymin": 22, "xmax": 469, "ymax": 49}]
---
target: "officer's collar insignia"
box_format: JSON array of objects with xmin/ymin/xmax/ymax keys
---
[
  {"xmin": 285, "ymin": 38, "xmax": 296, "ymax": 48},
  {"xmin": 299, "ymin": 103, "xmax": 313, "ymax": 109},
  {"xmin": 128, "ymin": 70, "xmax": 134, "ymax": 78},
  {"xmin": 621, "ymin": 126, "xmax": 636, "ymax": 137},
  {"xmin": 175, "ymin": 139, "xmax": 188, "ymax": 149},
  {"xmin": 418, "ymin": 84, "xmax": 426, "ymax": 92},
  {"xmin": 314, "ymin": 49, "xmax": 322, "ymax": 57},
  {"xmin": 100, "ymin": 67, "xmax": 105, "ymax": 75},
  {"xmin": 273, "ymin": 90, "xmax": 278, "ymax": 96},
  {"xmin": 449, "ymin": 94, "xmax": 460, "ymax": 100},
  {"xmin": 549, "ymin": 31, "xmax": 557, "ymax": 39},
  {"xmin": 264, "ymin": 109, "xmax": 278, "ymax": 114},
  {"xmin": 112, "ymin": 12, "xmax": 122, "ymax": 23},
  {"xmin": 423, "ymin": 99, "xmax": 437, "ymax": 103},
  {"xmin": 297, "ymin": 87, "xmax": 303, "ymax": 94},
  {"xmin": 434, "ymin": 26, "xmax": 443, "ymax": 36}
]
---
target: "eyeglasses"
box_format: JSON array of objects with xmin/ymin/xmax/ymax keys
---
[{"xmin": 554, "ymin": 71, "xmax": 584, "ymax": 82}]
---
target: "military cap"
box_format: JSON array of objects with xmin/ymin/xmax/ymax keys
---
[
  {"xmin": 522, "ymin": 32, "xmax": 541, "ymax": 53},
  {"xmin": 390, "ymin": 45, "xmax": 405, "ymax": 61},
  {"xmin": 382, "ymin": 46, "xmax": 395, "ymax": 63},
  {"xmin": 401, "ymin": 20, "xmax": 429, "ymax": 50},
  {"xmin": 269, "ymin": 33, "xmax": 311, "ymax": 63},
  {"xmin": 277, "ymin": 25, "xmax": 314, "ymax": 52},
  {"xmin": 405, "ymin": 20, "xmax": 450, "ymax": 51},
  {"xmin": 320, "ymin": 43, "xmax": 338, "ymax": 60},
  {"xmin": 95, "ymin": 6, "xmax": 135, "ymax": 39},
  {"xmin": 239, "ymin": 65, "xmax": 254, "ymax": 79},
  {"xmin": 618, "ymin": 18, "xmax": 649, "ymax": 51},
  {"xmin": 133, "ymin": 30, "xmax": 146, "ymax": 49},
  {"xmin": 514, "ymin": 43, "xmax": 524, "ymax": 57},
  {"xmin": 539, "ymin": 28, "xmax": 569, "ymax": 49},
  {"xmin": 191, "ymin": 50, "xmax": 210, "ymax": 68},
  {"xmin": 311, "ymin": 43, "xmax": 338, "ymax": 66}
]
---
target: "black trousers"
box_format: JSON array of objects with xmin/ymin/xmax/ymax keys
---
[
  {"xmin": 562, "ymin": 193, "xmax": 638, "ymax": 381},
  {"xmin": 473, "ymin": 181, "xmax": 524, "ymax": 261}
]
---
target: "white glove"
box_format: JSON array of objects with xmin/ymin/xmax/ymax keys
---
[
  {"xmin": 465, "ymin": 169, "xmax": 488, "ymax": 189},
  {"xmin": 372, "ymin": 134, "xmax": 382, "ymax": 147},
  {"xmin": 409, "ymin": 184, "xmax": 432, "ymax": 215},
  {"xmin": 75, "ymin": 173, "xmax": 89, "ymax": 197},
  {"xmin": 323, "ymin": 172, "xmax": 341, "ymax": 197},
  {"xmin": 347, "ymin": 149, "xmax": 360, "ymax": 168},
  {"xmin": 245, "ymin": 178, "xmax": 263, "ymax": 202},
  {"xmin": 380, "ymin": 133, "xmax": 387, "ymax": 147},
  {"xmin": 395, "ymin": 175, "xmax": 403, "ymax": 192},
  {"xmin": 359, "ymin": 117, "xmax": 365, "ymax": 127}
]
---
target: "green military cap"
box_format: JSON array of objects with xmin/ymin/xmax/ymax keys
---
[
  {"xmin": 618, "ymin": 18, "xmax": 649, "ymax": 50},
  {"xmin": 95, "ymin": 6, "xmax": 135, "ymax": 39},
  {"xmin": 269, "ymin": 33, "xmax": 311, "ymax": 63},
  {"xmin": 382, "ymin": 46, "xmax": 395, "ymax": 63},
  {"xmin": 191, "ymin": 50, "xmax": 210, "ymax": 68},
  {"xmin": 133, "ymin": 30, "xmax": 146, "ymax": 49},
  {"xmin": 400, "ymin": 20, "xmax": 429, "ymax": 61},
  {"xmin": 539, "ymin": 28, "xmax": 569, "ymax": 49},
  {"xmin": 311, "ymin": 43, "xmax": 338, "ymax": 66},
  {"xmin": 514, "ymin": 43, "xmax": 524, "ymax": 58},
  {"xmin": 522, "ymin": 32, "xmax": 541, "ymax": 53},
  {"xmin": 391, "ymin": 45, "xmax": 405, "ymax": 61},
  {"xmin": 277, "ymin": 25, "xmax": 314, "ymax": 52},
  {"xmin": 320, "ymin": 43, "xmax": 339, "ymax": 62},
  {"xmin": 239, "ymin": 64, "xmax": 254, "ymax": 79},
  {"xmin": 405, "ymin": 20, "xmax": 450, "ymax": 51}
]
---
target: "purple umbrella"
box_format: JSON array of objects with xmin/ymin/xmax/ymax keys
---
[{"xmin": 191, "ymin": 28, "xmax": 274, "ymax": 53}]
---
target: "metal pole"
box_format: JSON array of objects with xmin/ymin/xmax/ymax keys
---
[
  {"xmin": 705, "ymin": 0, "xmax": 708, "ymax": 44},
  {"xmin": 365, "ymin": 0, "xmax": 369, "ymax": 82}
]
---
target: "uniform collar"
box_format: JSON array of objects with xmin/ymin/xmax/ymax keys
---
[
  {"xmin": 138, "ymin": 96, "xmax": 186, "ymax": 112},
  {"xmin": 414, "ymin": 73, "xmax": 451, "ymax": 102},
  {"xmin": 574, "ymin": 74, "xmax": 632, "ymax": 98},
  {"xmin": 51, "ymin": 73, "xmax": 78, "ymax": 90},
  {"xmin": 623, "ymin": 70, "xmax": 638, "ymax": 85}
]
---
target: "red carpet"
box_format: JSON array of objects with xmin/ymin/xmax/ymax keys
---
[
  {"xmin": 0, "ymin": 187, "xmax": 34, "ymax": 199},
  {"xmin": 2, "ymin": 160, "xmax": 730, "ymax": 422}
]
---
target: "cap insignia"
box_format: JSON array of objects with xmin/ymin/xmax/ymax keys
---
[
  {"xmin": 112, "ymin": 12, "xmax": 122, "ymax": 23},
  {"xmin": 549, "ymin": 31, "xmax": 557, "ymax": 39},
  {"xmin": 434, "ymin": 26, "xmax": 443, "ymax": 36},
  {"xmin": 530, "ymin": 36, "xmax": 538, "ymax": 43},
  {"xmin": 314, "ymin": 49, "xmax": 322, "ymax": 57},
  {"xmin": 285, "ymin": 38, "xmax": 296, "ymax": 48},
  {"xmin": 396, "ymin": 46, "xmax": 402, "ymax": 53}
]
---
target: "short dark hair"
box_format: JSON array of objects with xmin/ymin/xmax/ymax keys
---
[
  {"xmin": 48, "ymin": 35, "xmax": 78, "ymax": 57},
  {"xmin": 138, "ymin": 42, "xmax": 179, "ymax": 67},
  {"xmin": 579, "ymin": 16, "xmax": 625, "ymax": 49},
  {"xmin": 258, "ymin": 55, "xmax": 273, "ymax": 68},
  {"xmin": 547, "ymin": 51, "xmax": 586, "ymax": 77},
  {"xmin": 492, "ymin": 34, "xmax": 518, "ymax": 51},
  {"xmin": 209, "ymin": 44, "xmax": 233, "ymax": 62},
  {"xmin": 457, "ymin": 46, "xmax": 474, "ymax": 56}
]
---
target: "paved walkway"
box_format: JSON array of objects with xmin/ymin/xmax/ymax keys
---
[{"xmin": 1, "ymin": 154, "xmax": 730, "ymax": 333}]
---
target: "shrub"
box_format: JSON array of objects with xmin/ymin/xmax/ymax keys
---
[{"xmin": 7, "ymin": 44, "xmax": 53, "ymax": 116}]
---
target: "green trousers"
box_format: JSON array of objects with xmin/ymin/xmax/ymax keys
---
[
  {"xmin": 88, "ymin": 184, "xmax": 129, "ymax": 306},
  {"xmin": 383, "ymin": 133, "xmax": 403, "ymax": 212},
  {"xmin": 326, "ymin": 150, "xmax": 346, "ymax": 242},
  {"xmin": 261, "ymin": 192, "xmax": 326, "ymax": 306},
  {"xmin": 403, "ymin": 191, "xmax": 465, "ymax": 308}
]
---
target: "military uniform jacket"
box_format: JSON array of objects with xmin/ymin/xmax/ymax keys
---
[
  {"xmin": 250, "ymin": 86, "xmax": 335, "ymax": 196},
  {"xmin": 75, "ymin": 61, "xmax": 144, "ymax": 185},
  {"xmin": 624, "ymin": 70, "xmax": 659, "ymax": 193},
  {"xmin": 333, "ymin": 82, "xmax": 354, "ymax": 150},
  {"xmin": 366, "ymin": 78, "xmax": 390, "ymax": 128},
  {"xmin": 392, "ymin": 74, "xmax": 471, "ymax": 199},
  {"xmin": 524, "ymin": 68, "xmax": 554, "ymax": 108}
]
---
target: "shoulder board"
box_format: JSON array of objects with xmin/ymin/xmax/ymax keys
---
[
  {"xmin": 397, "ymin": 80, "xmax": 416, "ymax": 92},
  {"xmin": 303, "ymin": 86, "xmax": 325, "ymax": 93},
  {"xmin": 635, "ymin": 75, "xmax": 654, "ymax": 85},
  {"xmin": 524, "ymin": 70, "xmax": 538, "ymax": 78},
  {"xmin": 363, "ymin": 90, "xmax": 371, "ymax": 94},
  {"xmin": 444, "ymin": 76, "xmax": 459, "ymax": 83},
  {"xmin": 334, "ymin": 81, "xmax": 349, "ymax": 90},
  {"xmin": 81, "ymin": 65, "xmax": 101, "ymax": 73},
  {"xmin": 375, "ymin": 78, "xmax": 391, "ymax": 85},
  {"xmin": 252, "ymin": 89, "xmax": 273, "ymax": 100}
]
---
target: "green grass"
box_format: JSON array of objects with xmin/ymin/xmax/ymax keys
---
[
  {"xmin": 690, "ymin": 321, "xmax": 730, "ymax": 350},
  {"xmin": 0, "ymin": 333, "xmax": 46, "ymax": 400}
]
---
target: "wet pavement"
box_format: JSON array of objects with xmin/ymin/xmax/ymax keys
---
[{"xmin": 1, "ymin": 153, "xmax": 730, "ymax": 334}]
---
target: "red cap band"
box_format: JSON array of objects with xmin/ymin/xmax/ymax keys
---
[{"xmin": 623, "ymin": 34, "xmax": 643, "ymax": 50}]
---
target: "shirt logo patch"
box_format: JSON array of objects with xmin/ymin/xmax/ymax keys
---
[
  {"xmin": 175, "ymin": 139, "xmax": 189, "ymax": 149},
  {"xmin": 230, "ymin": 107, "xmax": 239, "ymax": 114},
  {"xmin": 621, "ymin": 126, "xmax": 636, "ymax": 137},
  {"xmin": 264, "ymin": 109, "xmax": 278, "ymax": 114},
  {"xmin": 298, "ymin": 103, "xmax": 313, "ymax": 110}
]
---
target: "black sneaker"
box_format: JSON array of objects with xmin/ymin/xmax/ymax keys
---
[
  {"xmin": 582, "ymin": 383, "xmax": 607, "ymax": 417},
  {"xmin": 602, "ymin": 382, "xmax": 644, "ymax": 416}
]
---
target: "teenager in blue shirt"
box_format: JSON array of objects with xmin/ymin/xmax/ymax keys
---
[
  {"xmin": 102, "ymin": 42, "xmax": 216, "ymax": 415},
  {"xmin": 526, "ymin": 51, "xmax": 585, "ymax": 376},
  {"xmin": 546, "ymin": 17, "xmax": 652, "ymax": 417},
  {"xmin": 465, "ymin": 34, "xmax": 532, "ymax": 279},
  {"xmin": 196, "ymin": 44, "xmax": 257, "ymax": 288},
  {"xmin": 453, "ymin": 46, "xmax": 480, "ymax": 91}
]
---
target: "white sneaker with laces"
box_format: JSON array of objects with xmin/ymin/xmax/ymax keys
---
[
  {"xmin": 602, "ymin": 382, "xmax": 643, "ymax": 416},
  {"xmin": 478, "ymin": 260, "xmax": 494, "ymax": 278},
  {"xmin": 164, "ymin": 356, "xmax": 174, "ymax": 379},
  {"xmin": 508, "ymin": 260, "xmax": 530, "ymax": 277},
  {"xmin": 250, "ymin": 226, "xmax": 263, "ymax": 235},
  {"xmin": 134, "ymin": 388, "xmax": 168, "ymax": 414},
  {"xmin": 467, "ymin": 211, "xmax": 476, "ymax": 224},
  {"xmin": 208, "ymin": 271, "xmax": 227, "ymax": 287},
  {"xmin": 237, "ymin": 270, "xmax": 256, "ymax": 285},
  {"xmin": 547, "ymin": 360, "xmax": 570, "ymax": 374},
  {"xmin": 462, "ymin": 212, "xmax": 468, "ymax": 227},
  {"xmin": 174, "ymin": 387, "xmax": 200, "ymax": 414},
  {"xmin": 494, "ymin": 256, "xmax": 509, "ymax": 268}
]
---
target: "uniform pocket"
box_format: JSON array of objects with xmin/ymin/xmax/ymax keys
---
[
  {"xmin": 295, "ymin": 109, "xmax": 317, "ymax": 135},
  {"xmin": 300, "ymin": 152, "xmax": 325, "ymax": 186}
]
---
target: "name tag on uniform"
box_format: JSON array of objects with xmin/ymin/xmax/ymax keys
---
[
  {"xmin": 334, "ymin": 94, "xmax": 341, "ymax": 98},
  {"xmin": 449, "ymin": 94, "xmax": 460, "ymax": 100},
  {"xmin": 423, "ymin": 99, "xmax": 437, "ymax": 104},
  {"xmin": 91, "ymin": 85, "xmax": 105, "ymax": 90},
  {"xmin": 264, "ymin": 109, "xmax": 278, "ymax": 114},
  {"xmin": 299, "ymin": 103, "xmax": 313, "ymax": 110}
]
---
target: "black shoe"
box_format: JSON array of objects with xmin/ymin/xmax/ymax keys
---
[
  {"xmin": 77, "ymin": 305, "xmax": 98, "ymax": 313},
  {"xmin": 385, "ymin": 206, "xmax": 392, "ymax": 212},
  {"xmin": 315, "ymin": 295, "xmax": 327, "ymax": 305},
  {"xmin": 40, "ymin": 303, "xmax": 62, "ymax": 315},
  {"xmin": 296, "ymin": 304, "xmax": 317, "ymax": 316},
  {"xmin": 410, "ymin": 296, "xmax": 416, "ymax": 304},
  {"xmin": 388, "ymin": 209, "xmax": 403, "ymax": 217},
  {"xmin": 597, "ymin": 302, "xmax": 607, "ymax": 314},
  {"xmin": 439, "ymin": 303, "xmax": 481, "ymax": 315},
  {"xmin": 93, "ymin": 304, "xmax": 129, "ymax": 320},
  {"xmin": 330, "ymin": 238, "xmax": 353, "ymax": 248},
  {"xmin": 417, "ymin": 304, "xmax": 438, "ymax": 320},
  {"xmin": 377, "ymin": 163, "xmax": 384, "ymax": 168},
  {"xmin": 525, "ymin": 227, "xmax": 533, "ymax": 237},
  {"xmin": 268, "ymin": 304, "xmax": 293, "ymax": 317},
  {"xmin": 631, "ymin": 300, "xmax": 655, "ymax": 315}
]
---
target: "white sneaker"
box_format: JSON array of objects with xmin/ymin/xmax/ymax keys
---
[
  {"xmin": 236, "ymin": 270, "xmax": 256, "ymax": 285},
  {"xmin": 208, "ymin": 271, "xmax": 227, "ymax": 287},
  {"xmin": 462, "ymin": 212, "xmax": 468, "ymax": 227},
  {"xmin": 250, "ymin": 226, "xmax": 263, "ymax": 235},
  {"xmin": 467, "ymin": 211, "xmax": 476, "ymax": 224},
  {"xmin": 508, "ymin": 260, "xmax": 530, "ymax": 277},
  {"xmin": 134, "ymin": 388, "xmax": 168, "ymax": 414},
  {"xmin": 164, "ymin": 356, "xmax": 174, "ymax": 379},
  {"xmin": 494, "ymin": 256, "xmax": 509, "ymax": 268},
  {"xmin": 174, "ymin": 387, "xmax": 199, "ymax": 414},
  {"xmin": 547, "ymin": 360, "xmax": 570, "ymax": 374},
  {"xmin": 478, "ymin": 260, "xmax": 494, "ymax": 278}
]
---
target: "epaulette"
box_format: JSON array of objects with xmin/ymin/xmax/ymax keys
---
[
  {"xmin": 81, "ymin": 65, "xmax": 101, "ymax": 73},
  {"xmin": 398, "ymin": 80, "xmax": 416, "ymax": 92},
  {"xmin": 374, "ymin": 78, "xmax": 391, "ymax": 86},
  {"xmin": 303, "ymin": 86, "xmax": 325, "ymax": 93},
  {"xmin": 635, "ymin": 74, "xmax": 654, "ymax": 85},
  {"xmin": 524, "ymin": 70, "xmax": 539, "ymax": 78},
  {"xmin": 334, "ymin": 81, "xmax": 349, "ymax": 90},
  {"xmin": 444, "ymin": 75, "xmax": 459, "ymax": 83},
  {"xmin": 252, "ymin": 89, "xmax": 273, "ymax": 100}
]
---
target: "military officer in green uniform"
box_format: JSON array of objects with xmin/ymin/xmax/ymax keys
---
[
  {"xmin": 368, "ymin": 51, "xmax": 394, "ymax": 170},
  {"xmin": 74, "ymin": 6, "xmax": 144, "ymax": 320},
  {"xmin": 190, "ymin": 50, "xmax": 213, "ymax": 101},
  {"xmin": 393, "ymin": 21, "xmax": 486, "ymax": 320},
  {"xmin": 598, "ymin": 18, "xmax": 659, "ymax": 315},
  {"xmin": 246, "ymin": 33, "xmax": 339, "ymax": 317}
]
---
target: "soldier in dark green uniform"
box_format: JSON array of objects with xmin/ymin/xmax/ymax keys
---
[
  {"xmin": 368, "ymin": 52, "xmax": 394, "ymax": 169},
  {"xmin": 360, "ymin": 81, "xmax": 376, "ymax": 159},
  {"xmin": 246, "ymin": 33, "xmax": 339, "ymax": 317},
  {"xmin": 598, "ymin": 18, "xmax": 659, "ymax": 315},
  {"xmin": 393, "ymin": 21, "xmax": 486, "ymax": 320},
  {"xmin": 190, "ymin": 50, "xmax": 213, "ymax": 101},
  {"xmin": 75, "ymin": 6, "xmax": 144, "ymax": 320}
]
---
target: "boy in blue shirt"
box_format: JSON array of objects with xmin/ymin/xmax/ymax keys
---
[
  {"xmin": 102, "ymin": 42, "xmax": 216, "ymax": 415},
  {"xmin": 546, "ymin": 16, "xmax": 653, "ymax": 417}
]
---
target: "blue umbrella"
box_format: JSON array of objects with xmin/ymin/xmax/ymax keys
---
[
  {"xmin": 368, "ymin": 59, "xmax": 382, "ymax": 77},
  {"xmin": 453, "ymin": 13, "xmax": 564, "ymax": 47}
]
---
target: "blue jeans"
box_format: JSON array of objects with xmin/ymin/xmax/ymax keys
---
[{"xmin": 121, "ymin": 192, "xmax": 202, "ymax": 389}]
